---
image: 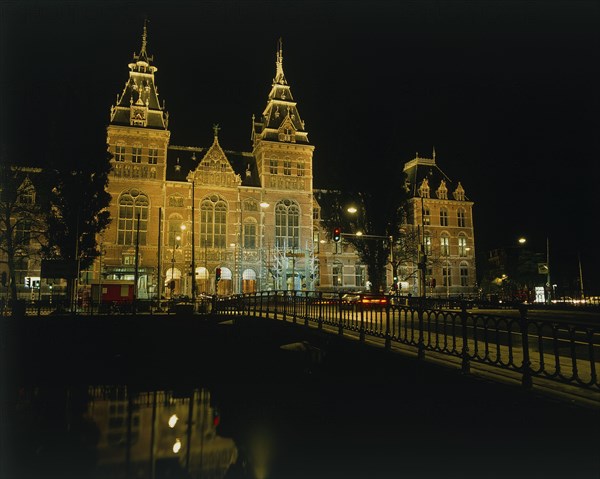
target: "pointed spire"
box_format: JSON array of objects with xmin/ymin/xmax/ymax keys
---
[
  {"xmin": 140, "ymin": 19, "xmax": 148, "ymax": 58},
  {"xmin": 432, "ymin": 146, "xmax": 436, "ymax": 161},
  {"xmin": 274, "ymin": 37, "xmax": 287, "ymax": 85},
  {"xmin": 133, "ymin": 19, "xmax": 153, "ymax": 65}
]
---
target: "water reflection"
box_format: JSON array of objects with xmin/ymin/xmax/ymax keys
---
[{"xmin": 11, "ymin": 386, "xmax": 239, "ymax": 479}]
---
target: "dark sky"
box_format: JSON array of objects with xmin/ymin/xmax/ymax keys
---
[{"xmin": 1, "ymin": 0, "xmax": 598, "ymax": 293}]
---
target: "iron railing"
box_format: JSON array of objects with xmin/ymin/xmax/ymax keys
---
[{"xmin": 213, "ymin": 291, "xmax": 600, "ymax": 391}]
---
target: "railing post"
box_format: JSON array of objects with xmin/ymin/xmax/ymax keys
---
[
  {"xmin": 359, "ymin": 294, "xmax": 365, "ymax": 343},
  {"xmin": 417, "ymin": 298, "xmax": 425, "ymax": 360},
  {"xmin": 273, "ymin": 291, "xmax": 278, "ymax": 320},
  {"xmin": 588, "ymin": 329, "xmax": 597, "ymax": 386},
  {"xmin": 318, "ymin": 291, "xmax": 323, "ymax": 330},
  {"xmin": 338, "ymin": 292, "xmax": 344, "ymax": 336},
  {"xmin": 282, "ymin": 290, "xmax": 287, "ymax": 322},
  {"xmin": 384, "ymin": 302, "xmax": 391, "ymax": 351},
  {"xmin": 304, "ymin": 292, "xmax": 309, "ymax": 328},
  {"xmin": 519, "ymin": 304, "xmax": 533, "ymax": 389},
  {"xmin": 460, "ymin": 300, "xmax": 470, "ymax": 374},
  {"xmin": 292, "ymin": 290, "xmax": 297, "ymax": 323}
]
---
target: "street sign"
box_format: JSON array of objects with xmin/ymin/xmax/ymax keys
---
[{"xmin": 537, "ymin": 263, "xmax": 549, "ymax": 274}]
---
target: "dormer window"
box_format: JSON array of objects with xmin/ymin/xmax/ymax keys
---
[
  {"xmin": 436, "ymin": 179, "xmax": 448, "ymax": 200},
  {"xmin": 418, "ymin": 178, "xmax": 430, "ymax": 198},
  {"xmin": 453, "ymin": 182, "xmax": 466, "ymax": 201}
]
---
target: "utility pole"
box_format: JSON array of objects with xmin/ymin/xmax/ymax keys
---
[{"xmin": 191, "ymin": 181, "xmax": 196, "ymax": 302}]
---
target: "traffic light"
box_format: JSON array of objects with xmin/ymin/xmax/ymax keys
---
[
  {"xmin": 333, "ymin": 227, "xmax": 341, "ymax": 243},
  {"xmin": 215, "ymin": 267, "xmax": 221, "ymax": 282}
]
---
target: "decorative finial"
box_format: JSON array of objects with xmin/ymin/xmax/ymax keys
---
[
  {"xmin": 140, "ymin": 19, "xmax": 148, "ymax": 57},
  {"xmin": 213, "ymin": 123, "xmax": 221, "ymax": 138},
  {"xmin": 274, "ymin": 37, "xmax": 286, "ymax": 85},
  {"xmin": 432, "ymin": 146, "xmax": 436, "ymax": 160}
]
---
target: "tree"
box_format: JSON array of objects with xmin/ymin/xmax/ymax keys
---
[
  {"xmin": 0, "ymin": 165, "xmax": 46, "ymax": 302},
  {"xmin": 317, "ymin": 183, "xmax": 410, "ymax": 293},
  {"xmin": 41, "ymin": 133, "xmax": 112, "ymax": 299}
]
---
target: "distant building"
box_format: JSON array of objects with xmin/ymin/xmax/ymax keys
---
[{"xmin": 402, "ymin": 151, "xmax": 477, "ymax": 297}]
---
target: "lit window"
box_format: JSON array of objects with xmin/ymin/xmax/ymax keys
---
[
  {"xmin": 424, "ymin": 234, "xmax": 432, "ymax": 255},
  {"xmin": 297, "ymin": 162, "xmax": 304, "ymax": 176},
  {"xmin": 458, "ymin": 236, "xmax": 467, "ymax": 257},
  {"xmin": 283, "ymin": 160, "xmax": 292, "ymax": 176},
  {"xmin": 440, "ymin": 235, "xmax": 449, "ymax": 256}
]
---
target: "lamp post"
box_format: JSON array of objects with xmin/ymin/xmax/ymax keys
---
[
  {"xmin": 170, "ymin": 224, "xmax": 185, "ymax": 299},
  {"xmin": 238, "ymin": 196, "xmax": 269, "ymax": 294}
]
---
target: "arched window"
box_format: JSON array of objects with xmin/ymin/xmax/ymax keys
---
[
  {"xmin": 440, "ymin": 234, "xmax": 450, "ymax": 256},
  {"xmin": 275, "ymin": 199, "xmax": 300, "ymax": 249},
  {"xmin": 200, "ymin": 195, "xmax": 227, "ymax": 248},
  {"xmin": 117, "ymin": 189, "xmax": 149, "ymax": 245}
]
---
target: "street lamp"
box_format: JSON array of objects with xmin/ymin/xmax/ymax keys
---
[{"xmin": 170, "ymin": 225, "xmax": 185, "ymax": 299}]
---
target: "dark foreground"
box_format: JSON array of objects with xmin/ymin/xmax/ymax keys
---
[{"xmin": 1, "ymin": 314, "xmax": 598, "ymax": 479}]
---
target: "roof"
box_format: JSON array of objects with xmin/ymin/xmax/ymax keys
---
[
  {"xmin": 403, "ymin": 153, "xmax": 470, "ymax": 202},
  {"xmin": 166, "ymin": 144, "xmax": 261, "ymax": 187}
]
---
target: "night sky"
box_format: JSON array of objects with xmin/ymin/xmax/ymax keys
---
[{"xmin": 1, "ymin": 0, "xmax": 598, "ymax": 293}]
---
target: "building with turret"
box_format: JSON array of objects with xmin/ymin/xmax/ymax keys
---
[
  {"xmin": 401, "ymin": 151, "xmax": 476, "ymax": 297},
  {"xmin": 102, "ymin": 29, "xmax": 317, "ymax": 299},
  {"xmin": 1, "ymin": 25, "xmax": 477, "ymax": 303}
]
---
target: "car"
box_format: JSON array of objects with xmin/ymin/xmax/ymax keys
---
[{"xmin": 341, "ymin": 293, "xmax": 389, "ymax": 310}]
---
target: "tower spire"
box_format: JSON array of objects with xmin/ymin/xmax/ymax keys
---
[
  {"xmin": 274, "ymin": 37, "xmax": 287, "ymax": 85},
  {"xmin": 140, "ymin": 19, "xmax": 148, "ymax": 58}
]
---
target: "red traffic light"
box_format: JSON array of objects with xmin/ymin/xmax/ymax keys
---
[{"xmin": 333, "ymin": 227, "xmax": 341, "ymax": 243}]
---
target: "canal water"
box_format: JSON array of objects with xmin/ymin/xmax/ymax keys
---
[{"xmin": 1, "ymin": 317, "xmax": 598, "ymax": 478}]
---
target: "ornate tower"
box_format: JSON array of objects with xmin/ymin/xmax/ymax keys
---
[
  {"xmin": 103, "ymin": 22, "xmax": 171, "ymax": 299},
  {"xmin": 251, "ymin": 39, "xmax": 316, "ymax": 289}
]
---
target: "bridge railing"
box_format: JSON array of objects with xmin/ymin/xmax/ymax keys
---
[{"xmin": 213, "ymin": 291, "xmax": 600, "ymax": 392}]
